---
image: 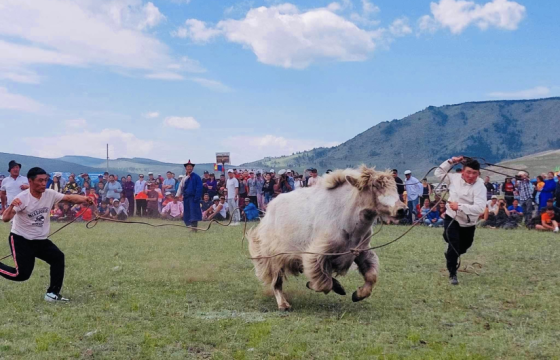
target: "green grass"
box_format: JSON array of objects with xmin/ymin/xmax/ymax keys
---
[{"xmin": 0, "ymin": 219, "xmax": 559, "ymax": 359}]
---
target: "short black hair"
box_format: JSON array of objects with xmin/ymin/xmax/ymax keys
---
[
  {"xmin": 546, "ymin": 205, "xmax": 554, "ymax": 211},
  {"xmin": 27, "ymin": 167, "xmax": 47, "ymax": 180},
  {"xmin": 463, "ymin": 159, "xmax": 480, "ymax": 171},
  {"xmin": 392, "ymin": 169, "xmax": 398, "ymax": 173}
]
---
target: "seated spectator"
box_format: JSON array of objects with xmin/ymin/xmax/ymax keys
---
[
  {"xmin": 242, "ymin": 198, "xmax": 259, "ymax": 221},
  {"xmin": 146, "ymin": 184, "xmax": 159, "ymax": 218},
  {"xmin": 51, "ymin": 204, "xmax": 63, "ymax": 220},
  {"xmin": 217, "ymin": 174, "xmax": 227, "ymax": 196},
  {"xmin": 81, "ymin": 181, "xmax": 91, "ymax": 195},
  {"xmin": 87, "ymin": 188, "xmax": 99, "ymax": 205},
  {"xmin": 418, "ymin": 198, "xmax": 431, "ymax": 223},
  {"xmin": 96, "ymin": 182, "xmax": 106, "ymax": 204},
  {"xmin": 535, "ymin": 206, "xmax": 559, "ymax": 233},
  {"xmin": 161, "ymin": 196, "xmax": 183, "ymax": 221},
  {"xmin": 57, "ymin": 202, "xmax": 75, "ymax": 222},
  {"xmin": 482, "ymin": 198, "xmax": 509, "ymax": 228},
  {"xmin": 119, "ymin": 193, "xmax": 129, "ymax": 213},
  {"xmin": 206, "ymin": 173, "xmax": 218, "ymax": 199},
  {"xmin": 75, "ymin": 203, "xmax": 93, "ymax": 222},
  {"xmin": 98, "ymin": 200, "xmax": 110, "ymax": 217},
  {"xmin": 201, "ymin": 193, "xmax": 212, "ymax": 214},
  {"xmin": 507, "ymin": 199, "xmax": 524, "ymax": 223},
  {"xmin": 205, "ymin": 196, "xmax": 228, "ymax": 221},
  {"xmin": 63, "ymin": 175, "xmax": 80, "ymax": 194},
  {"xmin": 482, "ymin": 196, "xmax": 499, "ymax": 224},
  {"xmin": 423, "ymin": 203, "xmax": 443, "ymax": 227},
  {"xmin": 110, "ymin": 199, "xmax": 128, "ymax": 221},
  {"xmin": 162, "ymin": 192, "xmax": 173, "ymax": 207},
  {"xmin": 438, "ymin": 201, "xmax": 446, "ymax": 220}
]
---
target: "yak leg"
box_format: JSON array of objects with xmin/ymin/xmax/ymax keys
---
[
  {"xmin": 273, "ymin": 275, "xmax": 291, "ymax": 311},
  {"xmin": 303, "ymin": 252, "xmax": 333, "ymax": 294},
  {"xmin": 352, "ymin": 250, "xmax": 379, "ymax": 302}
]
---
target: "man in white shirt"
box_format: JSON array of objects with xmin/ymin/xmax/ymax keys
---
[
  {"xmin": 0, "ymin": 160, "xmax": 29, "ymax": 212},
  {"xmin": 307, "ymin": 169, "xmax": 319, "ymax": 187},
  {"xmin": 161, "ymin": 196, "xmax": 184, "ymax": 220},
  {"xmin": 134, "ymin": 174, "xmax": 147, "ymax": 216},
  {"xmin": 435, "ymin": 156, "xmax": 486, "ymax": 286},
  {"xmin": 226, "ymin": 169, "xmax": 240, "ymax": 225},
  {"xmin": 404, "ymin": 170, "xmax": 423, "ymax": 223},
  {"xmin": 1, "ymin": 167, "xmax": 93, "ymax": 302}
]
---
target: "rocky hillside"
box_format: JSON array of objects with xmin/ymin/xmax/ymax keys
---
[{"xmin": 242, "ymin": 97, "xmax": 560, "ymax": 174}]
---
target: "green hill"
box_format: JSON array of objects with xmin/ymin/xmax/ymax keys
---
[
  {"xmin": 241, "ymin": 97, "xmax": 560, "ymax": 175},
  {"xmin": 0, "ymin": 152, "xmax": 101, "ymax": 176}
]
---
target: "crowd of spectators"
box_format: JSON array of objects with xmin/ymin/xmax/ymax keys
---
[{"xmin": 1, "ymin": 160, "xmax": 559, "ymax": 233}]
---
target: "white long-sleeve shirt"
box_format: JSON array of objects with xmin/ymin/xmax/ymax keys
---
[
  {"xmin": 435, "ymin": 160, "xmax": 486, "ymax": 227},
  {"xmin": 134, "ymin": 180, "xmax": 146, "ymax": 195},
  {"xmin": 405, "ymin": 176, "xmax": 423, "ymax": 201}
]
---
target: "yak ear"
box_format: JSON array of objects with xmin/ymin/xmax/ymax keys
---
[{"xmin": 345, "ymin": 175, "xmax": 360, "ymax": 188}]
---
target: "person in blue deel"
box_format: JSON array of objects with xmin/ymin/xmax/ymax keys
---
[{"xmin": 176, "ymin": 160, "xmax": 203, "ymax": 232}]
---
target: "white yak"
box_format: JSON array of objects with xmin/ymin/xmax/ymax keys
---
[{"xmin": 248, "ymin": 166, "xmax": 406, "ymax": 311}]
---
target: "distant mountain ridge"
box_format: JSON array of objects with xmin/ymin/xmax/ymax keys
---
[{"xmin": 241, "ymin": 97, "xmax": 560, "ymax": 174}]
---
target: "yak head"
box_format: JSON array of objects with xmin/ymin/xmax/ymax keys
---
[{"xmin": 327, "ymin": 165, "xmax": 407, "ymax": 218}]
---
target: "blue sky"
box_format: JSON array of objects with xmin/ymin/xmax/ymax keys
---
[{"xmin": 0, "ymin": 0, "xmax": 558, "ymax": 165}]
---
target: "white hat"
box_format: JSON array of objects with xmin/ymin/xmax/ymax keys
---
[
  {"xmin": 165, "ymin": 191, "xmax": 172, "ymax": 196},
  {"xmin": 213, "ymin": 195, "xmax": 220, "ymax": 201},
  {"xmin": 227, "ymin": 169, "xmax": 233, "ymax": 173},
  {"xmin": 148, "ymin": 171, "xmax": 153, "ymax": 175},
  {"xmin": 517, "ymin": 171, "xmax": 527, "ymax": 177},
  {"xmin": 278, "ymin": 169, "xmax": 286, "ymax": 175},
  {"xmin": 178, "ymin": 175, "xmax": 184, "ymax": 178},
  {"xmin": 404, "ymin": 170, "xmax": 412, "ymax": 175},
  {"xmin": 287, "ymin": 169, "xmax": 292, "ymax": 173},
  {"xmin": 270, "ymin": 169, "xmax": 275, "ymax": 173}
]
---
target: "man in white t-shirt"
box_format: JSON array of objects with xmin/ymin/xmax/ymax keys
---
[
  {"xmin": 307, "ymin": 168, "xmax": 319, "ymax": 187},
  {"xmin": 0, "ymin": 160, "xmax": 29, "ymax": 212},
  {"xmin": 1, "ymin": 167, "xmax": 93, "ymax": 302},
  {"xmin": 226, "ymin": 169, "xmax": 240, "ymax": 225}
]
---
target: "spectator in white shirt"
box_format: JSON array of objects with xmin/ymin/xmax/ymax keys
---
[
  {"xmin": 134, "ymin": 174, "xmax": 147, "ymax": 217},
  {"xmin": 226, "ymin": 170, "xmax": 240, "ymax": 225},
  {"xmin": 307, "ymin": 169, "xmax": 319, "ymax": 187},
  {"xmin": 1, "ymin": 160, "xmax": 29, "ymax": 212},
  {"xmin": 404, "ymin": 170, "xmax": 423, "ymax": 223},
  {"xmin": 162, "ymin": 196, "xmax": 184, "ymax": 220}
]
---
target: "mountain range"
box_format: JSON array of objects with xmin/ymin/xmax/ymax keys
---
[{"xmin": 241, "ymin": 97, "xmax": 560, "ymax": 175}]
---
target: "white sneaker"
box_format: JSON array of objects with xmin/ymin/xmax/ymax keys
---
[
  {"xmin": 554, "ymin": 227, "xmax": 559, "ymax": 233},
  {"xmin": 428, "ymin": 224, "xmax": 433, "ymax": 228},
  {"xmin": 230, "ymin": 222, "xmax": 240, "ymax": 226},
  {"xmin": 45, "ymin": 292, "xmax": 69, "ymax": 302}
]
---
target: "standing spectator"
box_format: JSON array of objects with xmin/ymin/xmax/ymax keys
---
[
  {"xmin": 96, "ymin": 182, "xmax": 106, "ymax": 204},
  {"xmin": 516, "ymin": 171, "xmax": 533, "ymax": 224},
  {"xmin": 307, "ymin": 169, "xmax": 319, "ymax": 187},
  {"xmin": 161, "ymin": 196, "xmax": 184, "ymax": 220},
  {"xmin": 176, "ymin": 160, "xmax": 203, "ymax": 230},
  {"xmin": 63, "ymin": 175, "xmax": 80, "ymax": 194},
  {"xmin": 534, "ymin": 175, "xmax": 545, "ymax": 207},
  {"xmin": 502, "ymin": 177, "xmax": 515, "ymax": 207},
  {"xmin": 162, "ymin": 171, "xmax": 176, "ymax": 196},
  {"xmin": 226, "ymin": 169, "xmax": 240, "ymax": 225},
  {"xmin": 101, "ymin": 172, "xmax": 109, "ymax": 185},
  {"xmin": 146, "ymin": 183, "xmax": 159, "ymax": 218},
  {"xmin": 238, "ymin": 173, "xmax": 248, "ymax": 208},
  {"xmin": 104, "ymin": 175, "xmax": 122, "ymax": 201},
  {"xmin": 539, "ymin": 172, "xmax": 556, "ymax": 210},
  {"xmin": 147, "ymin": 172, "xmax": 156, "ymax": 186},
  {"xmin": 0, "ymin": 160, "xmax": 29, "ymax": 212},
  {"xmin": 278, "ymin": 169, "xmax": 293, "ymax": 193},
  {"xmin": 556, "ymin": 173, "xmax": 560, "ymax": 203},
  {"xmin": 134, "ymin": 174, "xmax": 147, "ymax": 216},
  {"xmin": 255, "ymin": 172, "xmax": 265, "ymax": 210},
  {"xmin": 217, "ymin": 174, "xmax": 227, "ymax": 197},
  {"xmin": 404, "ymin": 170, "xmax": 423, "ymax": 223},
  {"xmin": 175, "ymin": 175, "xmax": 183, "ymax": 194},
  {"xmin": 392, "ymin": 169, "xmax": 405, "ymax": 201},
  {"xmin": 49, "ymin": 174, "xmax": 62, "ymax": 193},
  {"xmin": 201, "ymin": 171, "xmax": 210, "ymax": 195},
  {"xmin": 420, "ymin": 178, "xmax": 432, "ymax": 204},
  {"xmin": 122, "ymin": 175, "xmax": 135, "ymax": 215},
  {"xmin": 262, "ymin": 173, "xmax": 275, "ymax": 208},
  {"xmin": 247, "ymin": 171, "xmax": 259, "ymax": 207},
  {"xmin": 294, "ymin": 175, "xmax": 304, "ymax": 190},
  {"xmin": 81, "ymin": 181, "xmax": 91, "ymax": 195},
  {"xmin": 483, "ymin": 176, "xmax": 494, "ymax": 200},
  {"xmin": 82, "ymin": 174, "xmax": 92, "ymax": 189}
]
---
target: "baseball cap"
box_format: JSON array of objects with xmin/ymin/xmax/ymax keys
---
[
  {"xmin": 204, "ymin": 171, "xmax": 209, "ymax": 174},
  {"xmin": 404, "ymin": 170, "xmax": 412, "ymax": 175},
  {"xmin": 278, "ymin": 169, "xmax": 286, "ymax": 175},
  {"xmin": 213, "ymin": 195, "xmax": 219, "ymax": 201},
  {"xmin": 491, "ymin": 195, "xmax": 498, "ymax": 199},
  {"xmin": 227, "ymin": 169, "xmax": 233, "ymax": 173},
  {"xmin": 165, "ymin": 191, "xmax": 172, "ymax": 196},
  {"xmin": 148, "ymin": 171, "xmax": 153, "ymax": 175},
  {"xmin": 287, "ymin": 169, "xmax": 292, "ymax": 173},
  {"xmin": 270, "ymin": 169, "xmax": 275, "ymax": 173}
]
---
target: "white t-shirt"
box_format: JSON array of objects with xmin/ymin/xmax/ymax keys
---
[
  {"xmin": 226, "ymin": 177, "xmax": 239, "ymax": 199},
  {"xmin": 11, "ymin": 189, "xmax": 65, "ymax": 240},
  {"xmin": 1, "ymin": 175, "xmax": 29, "ymax": 205},
  {"xmin": 214, "ymin": 202, "xmax": 228, "ymax": 218},
  {"xmin": 307, "ymin": 176, "xmax": 319, "ymax": 187}
]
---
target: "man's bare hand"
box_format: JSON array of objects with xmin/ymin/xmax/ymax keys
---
[
  {"xmin": 11, "ymin": 198, "xmax": 22, "ymax": 207},
  {"xmin": 451, "ymin": 156, "xmax": 464, "ymax": 164},
  {"xmin": 448, "ymin": 201, "xmax": 459, "ymax": 211},
  {"xmin": 20, "ymin": 184, "xmax": 29, "ymax": 190}
]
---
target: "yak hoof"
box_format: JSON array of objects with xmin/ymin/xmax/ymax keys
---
[
  {"xmin": 278, "ymin": 305, "xmax": 292, "ymax": 312},
  {"xmin": 352, "ymin": 291, "xmax": 366, "ymax": 302},
  {"xmin": 306, "ymin": 281, "xmax": 312, "ymax": 290},
  {"xmin": 332, "ymin": 278, "xmax": 346, "ymax": 296}
]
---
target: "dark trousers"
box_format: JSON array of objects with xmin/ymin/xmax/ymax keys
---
[
  {"xmin": 136, "ymin": 199, "xmax": 147, "ymax": 216},
  {"xmin": 249, "ymin": 196, "xmax": 258, "ymax": 207},
  {"xmin": 127, "ymin": 195, "xmax": 135, "ymax": 215},
  {"xmin": 443, "ymin": 216, "xmax": 476, "ymax": 276},
  {"xmin": 0, "ymin": 233, "xmax": 65, "ymax": 294}
]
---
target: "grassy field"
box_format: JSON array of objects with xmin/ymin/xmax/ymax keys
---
[{"xmin": 0, "ymin": 219, "xmax": 559, "ymax": 359}]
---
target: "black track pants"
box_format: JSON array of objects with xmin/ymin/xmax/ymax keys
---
[
  {"xmin": 443, "ymin": 216, "xmax": 475, "ymax": 276},
  {"xmin": 0, "ymin": 233, "xmax": 65, "ymax": 294}
]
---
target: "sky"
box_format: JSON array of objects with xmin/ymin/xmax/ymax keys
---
[{"xmin": 0, "ymin": 0, "xmax": 558, "ymax": 165}]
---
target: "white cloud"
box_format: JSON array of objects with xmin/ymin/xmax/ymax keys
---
[
  {"xmin": 487, "ymin": 86, "xmax": 550, "ymax": 99},
  {"xmin": 0, "ymin": 0, "xmax": 180, "ymax": 83},
  {"xmin": 172, "ymin": 19, "xmax": 223, "ymax": 43},
  {"xmin": 214, "ymin": 4, "xmax": 378, "ymax": 69},
  {"xmin": 146, "ymin": 72, "xmax": 185, "ymax": 80},
  {"xmin": 0, "ymin": 87, "xmax": 45, "ymax": 113},
  {"xmin": 23, "ymin": 128, "xmax": 156, "ymax": 159},
  {"xmin": 362, "ymin": 0, "xmax": 380, "ymax": 15},
  {"xmin": 389, "ymin": 17, "xmax": 412, "ymax": 37},
  {"xmin": 143, "ymin": 111, "xmax": 160, "ymax": 118},
  {"xmin": 191, "ymin": 78, "xmax": 231, "ymax": 92},
  {"xmin": 419, "ymin": 0, "xmax": 526, "ymax": 34},
  {"xmin": 418, "ymin": 15, "xmax": 439, "ymax": 34},
  {"xmin": 222, "ymin": 135, "xmax": 340, "ymax": 164},
  {"xmin": 163, "ymin": 116, "xmax": 201, "ymax": 130},
  {"xmin": 350, "ymin": 0, "xmax": 380, "ymax": 26},
  {"xmin": 167, "ymin": 56, "xmax": 206, "ymax": 74},
  {"xmin": 66, "ymin": 119, "xmax": 88, "ymax": 128}
]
